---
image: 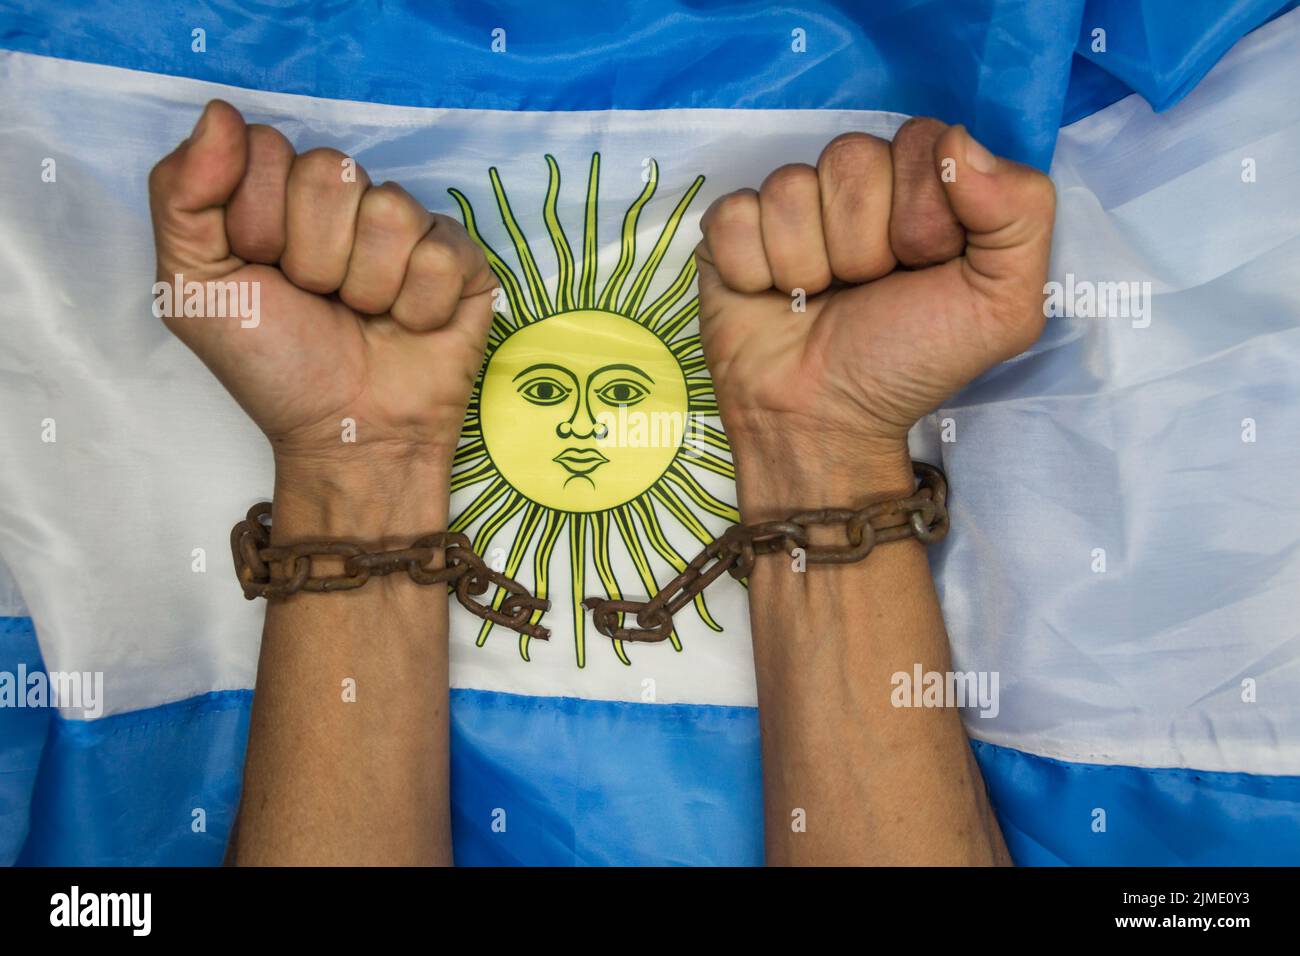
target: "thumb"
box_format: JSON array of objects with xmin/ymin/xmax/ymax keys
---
[
  {"xmin": 148, "ymin": 99, "xmax": 249, "ymax": 281},
  {"xmin": 935, "ymin": 124, "xmax": 1056, "ymax": 320}
]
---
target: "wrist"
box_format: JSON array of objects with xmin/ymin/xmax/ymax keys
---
[
  {"xmin": 269, "ymin": 451, "xmax": 451, "ymax": 544},
  {"xmin": 730, "ymin": 430, "xmax": 915, "ymax": 522}
]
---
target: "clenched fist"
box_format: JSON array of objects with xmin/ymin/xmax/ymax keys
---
[
  {"xmin": 148, "ymin": 100, "xmax": 495, "ymax": 474},
  {"xmin": 696, "ymin": 119, "xmax": 1055, "ymax": 511}
]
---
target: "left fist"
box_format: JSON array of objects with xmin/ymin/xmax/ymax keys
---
[{"xmin": 695, "ymin": 119, "xmax": 1055, "ymax": 502}]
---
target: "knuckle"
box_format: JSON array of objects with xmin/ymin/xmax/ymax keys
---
[
  {"xmin": 828, "ymin": 244, "xmax": 892, "ymax": 284},
  {"xmin": 409, "ymin": 238, "xmax": 460, "ymax": 280},
  {"xmin": 339, "ymin": 284, "xmax": 389, "ymax": 316},
  {"xmin": 465, "ymin": 241, "xmax": 490, "ymax": 282},
  {"xmin": 282, "ymin": 262, "xmax": 338, "ymax": 294},
  {"xmin": 760, "ymin": 163, "xmax": 817, "ymax": 202},
  {"xmin": 818, "ymin": 132, "xmax": 888, "ymax": 183},
  {"xmin": 892, "ymin": 212, "xmax": 965, "ymax": 265},
  {"xmin": 360, "ymin": 182, "xmax": 427, "ymax": 233},
  {"xmin": 293, "ymin": 147, "xmax": 362, "ymax": 191},
  {"xmin": 246, "ymin": 123, "xmax": 293, "ymax": 158},
  {"xmin": 230, "ymin": 225, "xmax": 282, "ymax": 263},
  {"xmin": 895, "ymin": 116, "xmax": 948, "ymax": 145},
  {"xmin": 705, "ymin": 190, "xmax": 758, "ymax": 231},
  {"xmin": 429, "ymin": 212, "xmax": 469, "ymax": 240},
  {"xmin": 702, "ymin": 189, "xmax": 759, "ymax": 243},
  {"xmin": 891, "ymin": 117, "xmax": 949, "ymax": 173}
]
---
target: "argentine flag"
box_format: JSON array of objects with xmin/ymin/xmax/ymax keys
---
[{"xmin": 1, "ymin": 0, "xmax": 1299, "ymax": 865}]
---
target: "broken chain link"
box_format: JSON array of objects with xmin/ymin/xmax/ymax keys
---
[
  {"xmin": 230, "ymin": 502, "xmax": 551, "ymax": 640},
  {"xmin": 230, "ymin": 461, "xmax": 946, "ymax": 649},
  {"xmin": 583, "ymin": 461, "xmax": 949, "ymax": 644}
]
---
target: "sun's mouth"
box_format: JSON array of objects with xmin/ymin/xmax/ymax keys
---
[{"xmin": 553, "ymin": 447, "xmax": 610, "ymax": 476}]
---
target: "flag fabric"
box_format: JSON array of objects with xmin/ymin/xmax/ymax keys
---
[{"xmin": 1, "ymin": 0, "xmax": 1298, "ymax": 865}]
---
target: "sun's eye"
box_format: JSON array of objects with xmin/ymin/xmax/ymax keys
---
[
  {"xmin": 518, "ymin": 377, "xmax": 572, "ymax": 406},
  {"xmin": 595, "ymin": 379, "xmax": 649, "ymax": 407}
]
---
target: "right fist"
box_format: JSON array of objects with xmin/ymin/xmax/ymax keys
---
[{"xmin": 148, "ymin": 100, "xmax": 496, "ymax": 464}]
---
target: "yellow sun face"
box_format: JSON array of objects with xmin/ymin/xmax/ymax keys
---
[
  {"xmin": 480, "ymin": 309, "xmax": 689, "ymax": 513},
  {"xmin": 448, "ymin": 153, "xmax": 740, "ymax": 668}
]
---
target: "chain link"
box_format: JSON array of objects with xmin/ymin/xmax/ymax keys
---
[
  {"xmin": 583, "ymin": 462, "xmax": 949, "ymax": 643},
  {"xmin": 230, "ymin": 461, "xmax": 947, "ymax": 649},
  {"xmin": 230, "ymin": 503, "xmax": 552, "ymax": 640}
]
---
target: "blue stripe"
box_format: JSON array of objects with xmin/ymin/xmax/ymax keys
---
[
  {"xmin": 17, "ymin": 688, "xmax": 249, "ymax": 866},
  {"xmin": 974, "ymin": 741, "xmax": 1300, "ymax": 865},
  {"xmin": 0, "ymin": 0, "xmax": 1084, "ymax": 169},
  {"xmin": 1061, "ymin": 0, "xmax": 1300, "ymax": 126},
  {"xmin": 448, "ymin": 689, "xmax": 762, "ymax": 866},
  {"xmin": 5, "ymin": 656, "xmax": 1298, "ymax": 865},
  {"xmin": 4, "ymin": 1, "xmax": 1290, "ymax": 168},
  {"xmin": 0, "ymin": 617, "xmax": 48, "ymax": 865}
]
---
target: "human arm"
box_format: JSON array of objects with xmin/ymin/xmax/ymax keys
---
[
  {"xmin": 696, "ymin": 118, "xmax": 1055, "ymax": 864},
  {"xmin": 147, "ymin": 100, "xmax": 496, "ymax": 865}
]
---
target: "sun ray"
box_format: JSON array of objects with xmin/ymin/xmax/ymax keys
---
[
  {"xmin": 470, "ymin": 489, "xmax": 526, "ymax": 562},
  {"xmin": 488, "ymin": 168, "xmax": 554, "ymax": 319},
  {"xmin": 650, "ymin": 484, "xmax": 718, "ymax": 550},
  {"xmin": 569, "ymin": 513, "xmax": 589, "ymax": 668},
  {"xmin": 671, "ymin": 333, "xmax": 701, "ymax": 357},
  {"xmin": 679, "ymin": 355, "xmax": 708, "ymax": 376},
  {"xmin": 597, "ymin": 160, "xmax": 658, "ymax": 312},
  {"xmin": 680, "ymin": 448, "xmax": 735, "ymax": 481},
  {"xmin": 621, "ymin": 175, "xmax": 705, "ymax": 316},
  {"xmin": 451, "ymin": 458, "xmax": 497, "ymax": 493},
  {"xmin": 688, "ymin": 401, "xmax": 720, "ymax": 416},
  {"xmin": 591, "ymin": 511, "xmax": 632, "ymax": 665},
  {"xmin": 631, "ymin": 496, "xmax": 723, "ymax": 632},
  {"xmin": 613, "ymin": 505, "xmax": 682, "ymax": 652},
  {"xmin": 667, "ymin": 463, "xmax": 740, "ymax": 523},
  {"xmin": 579, "ymin": 154, "xmax": 600, "ymax": 309},
  {"xmin": 453, "ymin": 439, "xmax": 487, "ymax": 467},
  {"xmin": 543, "ymin": 155, "xmax": 576, "ymax": 313},
  {"xmin": 520, "ymin": 509, "xmax": 566, "ymax": 662},
  {"xmin": 686, "ymin": 382, "xmax": 719, "ymax": 415},
  {"xmin": 448, "ymin": 187, "xmax": 534, "ymax": 329},
  {"xmin": 450, "ymin": 478, "xmax": 512, "ymax": 534},
  {"xmin": 637, "ymin": 256, "xmax": 697, "ymax": 330},
  {"xmin": 686, "ymin": 419, "xmax": 731, "ymax": 453},
  {"xmin": 475, "ymin": 501, "xmax": 545, "ymax": 648},
  {"xmin": 657, "ymin": 298, "xmax": 699, "ymax": 341}
]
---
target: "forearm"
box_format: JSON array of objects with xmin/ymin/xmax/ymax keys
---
[
  {"xmin": 737, "ymin": 439, "xmax": 1009, "ymax": 866},
  {"xmin": 229, "ymin": 456, "xmax": 453, "ymax": 866}
]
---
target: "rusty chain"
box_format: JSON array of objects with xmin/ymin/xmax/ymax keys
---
[
  {"xmin": 230, "ymin": 461, "xmax": 947, "ymax": 649},
  {"xmin": 583, "ymin": 461, "xmax": 949, "ymax": 643},
  {"xmin": 230, "ymin": 502, "xmax": 552, "ymax": 640}
]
